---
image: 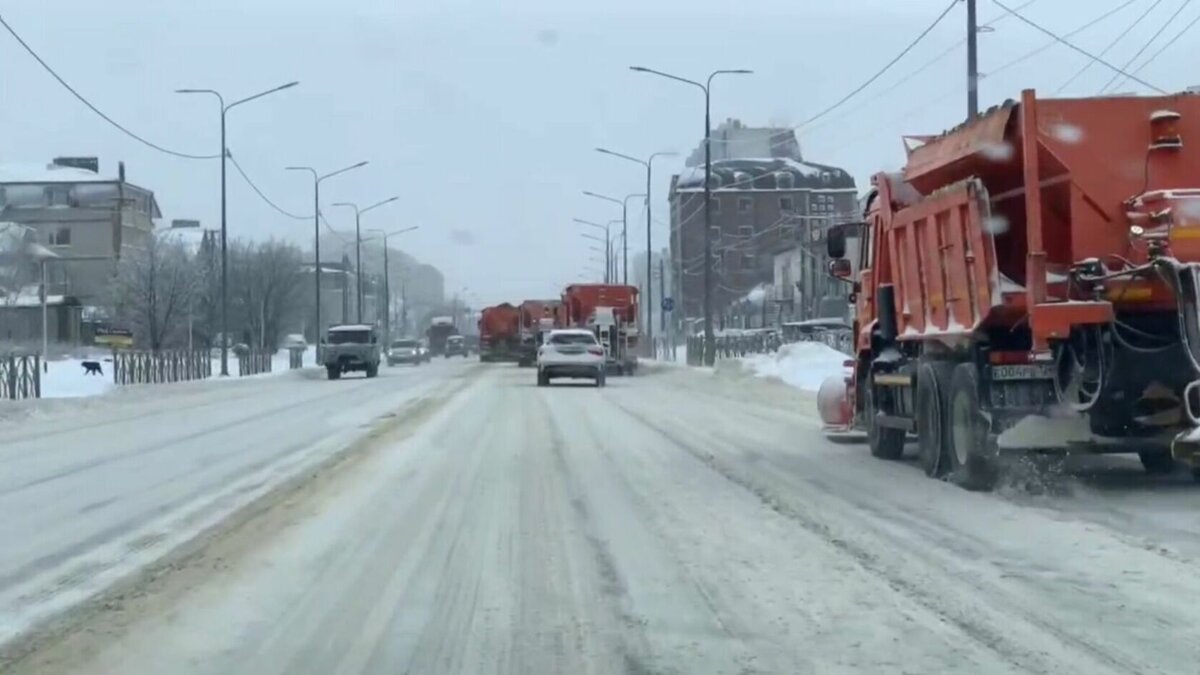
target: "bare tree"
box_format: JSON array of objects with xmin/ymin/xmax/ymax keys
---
[
  {"xmin": 112, "ymin": 236, "xmax": 203, "ymax": 351},
  {"xmin": 227, "ymin": 239, "xmax": 305, "ymax": 350}
]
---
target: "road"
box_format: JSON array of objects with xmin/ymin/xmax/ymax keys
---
[{"xmin": 7, "ymin": 361, "xmax": 1200, "ymax": 673}]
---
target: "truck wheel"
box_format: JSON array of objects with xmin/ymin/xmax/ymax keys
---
[
  {"xmin": 326, "ymin": 366, "xmax": 340, "ymax": 380},
  {"xmin": 596, "ymin": 371, "xmax": 606, "ymax": 387},
  {"xmin": 945, "ymin": 363, "xmax": 997, "ymax": 491},
  {"xmin": 916, "ymin": 361, "xmax": 954, "ymax": 478},
  {"xmin": 537, "ymin": 370, "xmax": 549, "ymax": 387},
  {"xmin": 1139, "ymin": 450, "xmax": 1176, "ymax": 475},
  {"xmin": 865, "ymin": 383, "xmax": 906, "ymax": 460}
]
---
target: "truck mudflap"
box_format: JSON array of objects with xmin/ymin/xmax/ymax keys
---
[{"xmin": 1171, "ymin": 380, "xmax": 1200, "ymax": 465}]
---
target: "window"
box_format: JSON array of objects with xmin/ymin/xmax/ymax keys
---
[
  {"xmin": 776, "ymin": 172, "xmax": 794, "ymax": 189},
  {"xmin": 743, "ymin": 253, "xmax": 756, "ymax": 269},
  {"xmin": 737, "ymin": 197, "xmax": 752, "ymax": 213},
  {"xmin": 549, "ymin": 332, "xmax": 598, "ymax": 345},
  {"xmin": 45, "ymin": 185, "xmax": 71, "ymax": 207},
  {"xmin": 49, "ymin": 226, "xmax": 71, "ymax": 246},
  {"xmin": 739, "ymin": 225, "xmax": 754, "ymax": 237},
  {"xmin": 779, "ymin": 197, "xmax": 794, "ymax": 212},
  {"xmin": 709, "ymin": 225, "xmax": 721, "ymax": 240},
  {"xmin": 710, "ymin": 197, "xmax": 721, "ymax": 213}
]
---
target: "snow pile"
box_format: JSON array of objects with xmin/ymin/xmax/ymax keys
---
[{"xmin": 737, "ymin": 341, "xmax": 849, "ymax": 392}]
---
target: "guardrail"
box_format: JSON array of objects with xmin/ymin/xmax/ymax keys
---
[
  {"xmin": 237, "ymin": 351, "xmax": 272, "ymax": 376},
  {"xmin": 113, "ymin": 350, "xmax": 211, "ymax": 385},
  {"xmin": 1, "ymin": 354, "xmax": 42, "ymax": 400}
]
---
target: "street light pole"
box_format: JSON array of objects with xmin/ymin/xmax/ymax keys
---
[
  {"xmin": 573, "ymin": 218, "xmax": 611, "ymax": 282},
  {"xmin": 596, "ymin": 148, "xmax": 678, "ymax": 350},
  {"xmin": 332, "ymin": 196, "xmax": 399, "ymax": 324},
  {"xmin": 630, "ymin": 66, "xmax": 751, "ymax": 365},
  {"xmin": 285, "ymin": 161, "xmax": 368, "ymax": 349},
  {"xmin": 367, "ymin": 226, "xmax": 419, "ymax": 343},
  {"xmin": 177, "ymin": 81, "xmax": 298, "ymax": 375},
  {"xmin": 582, "ymin": 191, "xmax": 645, "ymax": 286}
]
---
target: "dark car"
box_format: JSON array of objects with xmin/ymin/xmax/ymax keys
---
[{"xmin": 444, "ymin": 335, "xmax": 469, "ymax": 358}]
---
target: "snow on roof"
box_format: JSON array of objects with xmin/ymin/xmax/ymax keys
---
[
  {"xmin": 0, "ymin": 285, "xmax": 67, "ymax": 307},
  {"xmin": 328, "ymin": 324, "xmax": 374, "ymax": 332},
  {"xmin": 157, "ymin": 226, "xmax": 206, "ymax": 255},
  {"xmin": 0, "ymin": 163, "xmax": 115, "ymax": 184},
  {"xmin": 674, "ymin": 157, "xmax": 852, "ymax": 191}
]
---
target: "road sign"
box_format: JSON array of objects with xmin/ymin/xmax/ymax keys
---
[{"xmin": 661, "ymin": 297, "xmax": 675, "ymax": 312}]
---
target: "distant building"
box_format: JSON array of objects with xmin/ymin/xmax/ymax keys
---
[
  {"xmin": 668, "ymin": 145, "xmax": 858, "ymax": 321},
  {"xmin": 684, "ymin": 119, "xmax": 803, "ymax": 167},
  {"xmin": 0, "ymin": 157, "xmax": 161, "ymax": 308}
]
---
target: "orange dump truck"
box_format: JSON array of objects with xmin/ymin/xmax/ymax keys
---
[
  {"xmin": 820, "ymin": 89, "xmax": 1200, "ymax": 489},
  {"xmin": 561, "ymin": 284, "xmax": 639, "ymax": 374},
  {"xmin": 517, "ymin": 299, "xmax": 561, "ymax": 366},
  {"xmin": 478, "ymin": 303, "xmax": 521, "ymax": 362}
]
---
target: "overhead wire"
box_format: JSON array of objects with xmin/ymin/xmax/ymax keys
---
[
  {"xmin": 1126, "ymin": 6, "xmax": 1200, "ymax": 74},
  {"xmin": 227, "ymin": 152, "xmax": 309, "ymax": 221},
  {"xmin": 1055, "ymin": 0, "xmax": 1165, "ymax": 93},
  {"xmin": 0, "ymin": 12, "xmax": 219, "ymax": 160},
  {"xmin": 990, "ymin": 0, "xmax": 1167, "ymax": 92},
  {"xmin": 796, "ymin": 0, "xmax": 961, "ymax": 130},
  {"xmin": 1100, "ymin": 0, "xmax": 1193, "ymax": 92}
]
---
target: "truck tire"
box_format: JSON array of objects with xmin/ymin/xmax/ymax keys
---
[
  {"xmin": 326, "ymin": 366, "xmax": 340, "ymax": 380},
  {"xmin": 865, "ymin": 383, "xmax": 906, "ymax": 460},
  {"xmin": 365, "ymin": 364, "xmax": 378, "ymax": 378},
  {"xmin": 596, "ymin": 370, "xmax": 606, "ymax": 387},
  {"xmin": 1138, "ymin": 450, "xmax": 1175, "ymax": 475},
  {"xmin": 537, "ymin": 370, "xmax": 549, "ymax": 387},
  {"xmin": 916, "ymin": 361, "xmax": 955, "ymax": 478},
  {"xmin": 945, "ymin": 362, "xmax": 997, "ymax": 491}
]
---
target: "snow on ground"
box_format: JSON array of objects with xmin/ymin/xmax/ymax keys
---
[{"xmin": 734, "ymin": 341, "xmax": 849, "ymax": 392}]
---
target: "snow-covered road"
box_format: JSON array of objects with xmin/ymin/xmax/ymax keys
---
[{"xmin": 6, "ymin": 363, "xmax": 1200, "ymax": 673}]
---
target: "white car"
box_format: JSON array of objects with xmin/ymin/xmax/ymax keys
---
[
  {"xmin": 282, "ymin": 333, "xmax": 308, "ymax": 350},
  {"xmin": 537, "ymin": 329, "xmax": 606, "ymax": 387}
]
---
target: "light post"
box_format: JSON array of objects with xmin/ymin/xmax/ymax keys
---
[
  {"xmin": 285, "ymin": 161, "xmax": 368, "ymax": 347},
  {"xmin": 177, "ymin": 81, "xmax": 298, "ymax": 376},
  {"xmin": 367, "ymin": 225, "xmax": 420, "ymax": 343},
  {"xmin": 574, "ymin": 218, "xmax": 612, "ymax": 283},
  {"xmin": 631, "ymin": 66, "xmax": 751, "ymax": 365},
  {"xmin": 331, "ymin": 196, "xmax": 399, "ymax": 323},
  {"xmin": 596, "ymin": 148, "xmax": 678, "ymax": 349},
  {"xmin": 583, "ymin": 191, "xmax": 646, "ymax": 286}
]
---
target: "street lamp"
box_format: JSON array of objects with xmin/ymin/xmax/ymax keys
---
[
  {"xmin": 176, "ymin": 80, "xmax": 299, "ymax": 375},
  {"xmin": 631, "ymin": 65, "xmax": 752, "ymax": 365},
  {"xmin": 285, "ymin": 161, "xmax": 368, "ymax": 346},
  {"xmin": 582, "ymin": 191, "xmax": 646, "ymax": 286},
  {"xmin": 596, "ymin": 147, "xmax": 678, "ymax": 348},
  {"xmin": 331, "ymin": 196, "xmax": 399, "ymax": 323},
  {"xmin": 574, "ymin": 218, "xmax": 612, "ymax": 283},
  {"xmin": 367, "ymin": 225, "xmax": 420, "ymax": 343}
]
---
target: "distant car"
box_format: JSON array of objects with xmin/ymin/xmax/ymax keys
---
[
  {"xmin": 537, "ymin": 329, "xmax": 606, "ymax": 387},
  {"xmin": 444, "ymin": 335, "xmax": 468, "ymax": 358},
  {"xmin": 282, "ymin": 333, "xmax": 307, "ymax": 350},
  {"xmin": 387, "ymin": 338, "xmax": 427, "ymax": 366}
]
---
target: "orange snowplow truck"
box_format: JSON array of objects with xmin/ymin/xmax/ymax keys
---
[
  {"xmin": 561, "ymin": 284, "xmax": 639, "ymax": 375},
  {"xmin": 516, "ymin": 299, "xmax": 561, "ymax": 367},
  {"xmin": 478, "ymin": 303, "xmax": 521, "ymax": 362},
  {"xmin": 820, "ymin": 89, "xmax": 1200, "ymax": 490}
]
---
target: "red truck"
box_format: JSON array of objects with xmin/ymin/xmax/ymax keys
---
[
  {"xmin": 517, "ymin": 299, "xmax": 561, "ymax": 366},
  {"xmin": 478, "ymin": 303, "xmax": 521, "ymax": 362},
  {"xmin": 820, "ymin": 89, "xmax": 1200, "ymax": 490},
  {"xmin": 561, "ymin": 284, "xmax": 639, "ymax": 375}
]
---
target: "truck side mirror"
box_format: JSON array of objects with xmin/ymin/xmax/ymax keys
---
[
  {"xmin": 826, "ymin": 225, "xmax": 847, "ymax": 259},
  {"xmin": 828, "ymin": 258, "xmax": 853, "ymax": 280}
]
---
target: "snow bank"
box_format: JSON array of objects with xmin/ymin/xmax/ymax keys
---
[
  {"xmin": 41, "ymin": 358, "xmax": 116, "ymax": 398},
  {"xmin": 738, "ymin": 342, "xmax": 849, "ymax": 392}
]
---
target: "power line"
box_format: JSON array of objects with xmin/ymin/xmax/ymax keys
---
[
  {"xmin": 1128, "ymin": 6, "xmax": 1200, "ymax": 74},
  {"xmin": 1055, "ymin": 0, "xmax": 1164, "ymax": 93},
  {"xmin": 990, "ymin": 0, "xmax": 1167, "ymax": 93},
  {"xmin": 227, "ymin": 152, "xmax": 309, "ymax": 220},
  {"xmin": 0, "ymin": 12, "xmax": 219, "ymax": 160},
  {"xmin": 1100, "ymin": 0, "xmax": 1191, "ymax": 92},
  {"xmin": 796, "ymin": 0, "xmax": 961, "ymax": 130}
]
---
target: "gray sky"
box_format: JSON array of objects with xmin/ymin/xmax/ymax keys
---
[{"xmin": 2, "ymin": 0, "xmax": 1197, "ymax": 305}]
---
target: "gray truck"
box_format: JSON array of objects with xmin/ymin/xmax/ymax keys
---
[{"xmin": 321, "ymin": 324, "xmax": 382, "ymax": 379}]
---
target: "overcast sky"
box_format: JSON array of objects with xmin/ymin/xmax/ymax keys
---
[{"xmin": 2, "ymin": 0, "xmax": 1196, "ymax": 305}]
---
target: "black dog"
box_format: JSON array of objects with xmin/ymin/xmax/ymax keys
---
[{"xmin": 81, "ymin": 361, "xmax": 103, "ymax": 376}]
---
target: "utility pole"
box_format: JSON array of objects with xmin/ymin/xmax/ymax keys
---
[
  {"xmin": 967, "ymin": 0, "xmax": 979, "ymax": 119},
  {"xmin": 659, "ymin": 256, "xmax": 666, "ymax": 351}
]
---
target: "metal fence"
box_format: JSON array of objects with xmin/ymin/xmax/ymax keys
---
[
  {"xmin": 113, "ymin": 350, "xmax": 211, "ymax": 385},
  {"xmin": 685, "ymin": 329, "xmax": 853, "ymax": 366},
  {"xmin": 1, "ymin": 354, "xmax": 41, "ymax": 400},
  {"xmin": 238, "ymin": 351, "xmax": 272, "ymax": 376}
]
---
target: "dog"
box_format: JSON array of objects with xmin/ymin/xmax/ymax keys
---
[{"xmin": 81, "ymin": 361, "xmax": 103, "ymax": 376}]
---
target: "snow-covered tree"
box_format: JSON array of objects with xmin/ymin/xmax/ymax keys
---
[
  {"xmin": 227, "ymin": 239, "xmax": 305, "ymax": 350},
  {"xmin": 112, "ymin": 235, "xmax": 203, "ymax": 351}
]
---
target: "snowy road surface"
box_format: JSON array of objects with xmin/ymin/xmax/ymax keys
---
[{"xmin": 6, "ymin": 363, "xmax": 1200, "ymax": 673}]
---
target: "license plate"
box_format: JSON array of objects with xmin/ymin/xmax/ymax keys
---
[{"xmin": 991, "ymin": 363, "xmax": 1055, "ymax": 381}]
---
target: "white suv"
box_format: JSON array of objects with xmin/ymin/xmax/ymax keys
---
[{"xmin": 537, "ymin": 329, "xmax": 606, "ymax": 387}]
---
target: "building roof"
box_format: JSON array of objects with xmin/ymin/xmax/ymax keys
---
[
  {"xmin": 0, "ymin": 163, "xmax": 117, "ymax": 184},
  {"xmin": 674, "ymin": 157, "xmax": 855, "ymax": 192}
]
